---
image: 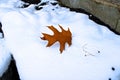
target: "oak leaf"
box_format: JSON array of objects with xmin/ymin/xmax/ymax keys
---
[{"xmin": 41, "ymin": 25, "xmax": 72, "ymax": 53}]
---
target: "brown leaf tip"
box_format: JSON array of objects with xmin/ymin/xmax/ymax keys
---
[{"xmin": 41, "ymin": 25, "xmax": 72, "ymax": 53}]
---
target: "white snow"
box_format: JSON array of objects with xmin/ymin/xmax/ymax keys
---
[
  {"xmin": 0, "ymin": 36, "xmax": 11, "ymax": 77},
  {"xmin": 0, "ymin": 0, "xmax": 120, "ymax": 80}
]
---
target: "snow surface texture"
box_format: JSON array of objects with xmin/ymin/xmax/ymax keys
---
[
  {"xmin": 0, "ymin": 0, "xmax": 120, "ymax": 80},
  {"xmin": 0, "ymin": 34, "xmax": 11, "ymax": 77}
]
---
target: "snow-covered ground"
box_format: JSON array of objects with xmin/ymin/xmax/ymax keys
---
[
  {"xmin": 0, "ymin": 33, "xmax": 11, "ymax": 77},
  {"xmin": 0, "ymin": 0, "xmax": 120, "ymax": 80}
]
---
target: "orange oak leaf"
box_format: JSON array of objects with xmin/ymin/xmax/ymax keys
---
[{"xmin": 41, "ymin": 25, "xmax": 72, "ymax": 53}]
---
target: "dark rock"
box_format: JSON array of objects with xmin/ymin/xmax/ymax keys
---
[
  {"xmin": 111, "ymin": 67, "xmax": 115, "ymax": 71},
  {"xmin": 35, "ymin": 6, "xmax": 43, "ymax": 10},
  {"xmin": 109, "ymin": 78, "xmax": 112, "ymax": 80},
  {"xmin": 0, "ymin": 23, "xmax": 3, "ymax": 33},
  {"xmin": 51, "ymin": 2, "xmax": 58, "ymax": 6},
  {"xmin": 21, "ymin": 0, "xmax": 41, "ymax": 4},
  {"xmin": 20, "ymin": 3, "xmax": 30, "ymax": 8},
  {"xmin": 0, "ymin": 55, "xmax": 20, "ymax": 80},
  {"xmin": 0, "ymin": 22, "xmax": 4, "ymax": 38},
  {"xmin": 39, "ymin": 2, "xmax": 48, "ymax": 6}
]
